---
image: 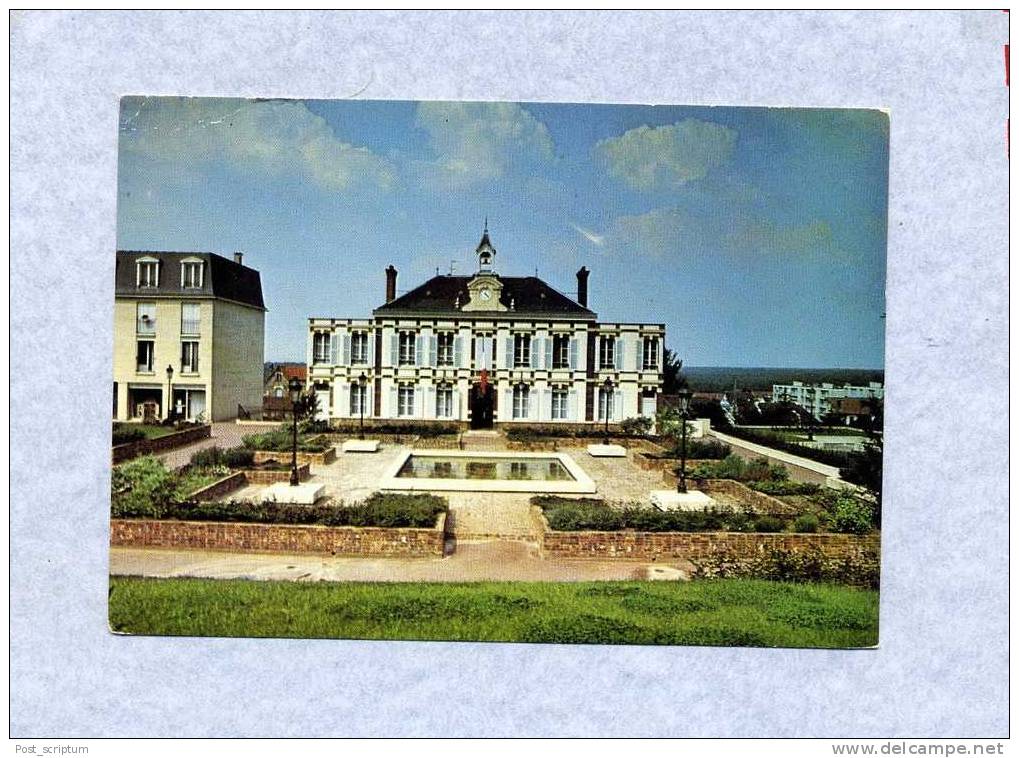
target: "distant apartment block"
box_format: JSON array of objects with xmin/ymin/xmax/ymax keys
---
[
  {"xmin": 113, "ymin": 251, "xmax": 266, "ymax": 422},
  {"xmin": 771, "ymin": 381, "xmax": 884, "ymax": 421}
]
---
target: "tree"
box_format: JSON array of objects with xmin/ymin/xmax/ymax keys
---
[
  {"xmin": 842, "ymin": 399, "xmax": 883, "ymax": 525},
  {"xmin": 662, "ymin": 348, "xmax": 686, "ymax": 394}
]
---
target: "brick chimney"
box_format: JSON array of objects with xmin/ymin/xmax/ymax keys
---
[
  {"xmin": 233, "ymin": 252, "xmax": 244, "ymax": 265},
  {"xmin": 576, "ymin": 266, "xmax": 590, "ymax": 307},
  {"xmin": 385, "ymin": 265, "xmax": 398, "ymax": 303}
]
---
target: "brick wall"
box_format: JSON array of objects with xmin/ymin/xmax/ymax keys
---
[
  {"xmin": 541, "ymin": 524, "xmax": 879, "ymax": 565},
  {"xmin": 242, "ymin": 464, "xmax": 311, "ymax": 484},
  {"xmin": 110, "ymin": 513, "xmax": 446, "ymax": 557},
  {"xmin": 252, "ymin": 448, "xmax": 336, "ymax": 466},
  {"xmin": 188, "ymin": 472, "xmax": 247, "ymax": 501},
  {"xmin": 112, "ymin": 424, "xmax": 212, "ymax": 464}
]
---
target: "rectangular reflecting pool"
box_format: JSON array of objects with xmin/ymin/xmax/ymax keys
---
[{"xmin": 380, "ymin": 450, "xmax": 597, "ymax": 494}]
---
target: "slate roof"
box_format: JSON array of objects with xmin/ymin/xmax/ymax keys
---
[
  {"xmin": 115, "ymin": 251, "xmax": 266, "ymax": 310},
  {"xmin": 373, "ymin": 275, "xmax": 595, "ymax": 319}
]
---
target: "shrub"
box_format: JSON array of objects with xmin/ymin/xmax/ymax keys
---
[
  {"xmin": 189, "ymin": 446, "xmax": 225, "ymax": 468},
  {"xmin": 242, "ymin": 429, "xmax": 329, "ymax": 453},
  {"xmin": 223, "ymin": 447, "xmax": 255, "ymax": 468},
  {"xmin": 830, "ymin": 496, "xmax": 875, "ymax": 534},
  {"xmin": 114, "ymin": 492, "xmax": 447, "ymax": 529},
  {"xmin": 111, "ymin": 456, "xmax": 186, "ymax": 518},
  {"xmin": 619, "ymin": 416, "xmax": 653, "ymax": 437},
  {"xmin": 747, "ymin": 480, "xmax": 822, "ymax": 496},
  {"xmin": 752, "ymin": 516, "xmax": 785, "ymax": 533},
  {"xmin": 792, "ymin": 513, "xmax": 820, "ymax": 533},
  {"xmin": 687, "ymin": 455, "xmax": 788, "ymax": 483},
  {"xmin": 112, "ymin": 424, "xmax": 146, "ymax": 446},
  {"xmin": 536, "ymin": 496, "xmax": 742, "ymax": 533},
  {"xmin": 693, "ymin": 546, "xmax": 879, "ymax": 588}
]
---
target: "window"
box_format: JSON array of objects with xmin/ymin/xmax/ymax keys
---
[
  {"xmin": 435, "ymin": 384, "xmax": 453, "ymax": 418},
  {"xmin": 181, "ymin": 303, "xmax": 200, "ymax": 335},
  {"xmin": 512, "ymin": 384, "xmax": 530, "ymax": 419},
  {"xmin": 599, "ymin": 336, "xmax": 616, "ymax": 369},
  {"xmin": 136, "ymin": 259, "xmax": 159, "ymax": 288},
  {"xmin": 514, "ymin": 333, "xmax": 531, "ymax": 368},
  {"xmin": 136, "ymin": 340, "xmax": 154, "ymax": 372},
  {"xmin": 398, "ymin": 385, "xmax": 415, "ymax": 417},
  {"xmin": 552, "ymin": 334, "xmax": 570, "ymax": 369},
  {"xmin": 598, "ymin": 387, "xmax": 615, "ymax": 421},
  {"xmin": 351, "ymin": 332, "xmax": 369, "ymax": 364},
  {"xmin": 274, "ymin": 387, "xmax": 284, "ymax": 398},
  {"xmin": 181, "ymin": 341, "xmax": 199, "ymax": 373},
  {"xmin": 136, "ymin": 303, "xmax": 156, "ymax": 334},
  {"xmin": 399, "ymin": 332, "xmax": 416, "ymax": 366},
  {"xmin": 312, "ymin": 332, "xmax": 331, "ymax": 364},
  {"xmin": 642, "ymin": 337, "xmax": 659, "ymax": 370},
  {"xmin": 180, "ymin": 260, "xmax": 203, "ymax": 288},
  {"xmin": 350, "ymin": 383, "xmax": 367, "ymax": 416},
  {"xmin": 551, "ymin": 387, "xmax": 569, "ymax": 420},
  {"xmin": 436, "ymin": 333, "xmax": 455, "ymax": 367}
]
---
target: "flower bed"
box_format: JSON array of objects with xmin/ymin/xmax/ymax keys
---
[{"xmin": 252, "ymin": 448, "xmax": 336, "ymax": 466}]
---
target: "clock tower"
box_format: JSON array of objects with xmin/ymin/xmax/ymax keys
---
[{"xmin": 462, "ymin": 222, "xmax": 508, "ymax": 312}]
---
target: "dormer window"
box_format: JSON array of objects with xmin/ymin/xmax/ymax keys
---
[
  {"xmin": 136, "ymin": 257, "xmax": 160, "ymax": 288},
  {"xmin": 180, "ymin": 258, "xmax": 204, "ymax": 289}
]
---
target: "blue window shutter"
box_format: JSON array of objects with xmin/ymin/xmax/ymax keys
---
[
  {"xmin": 329, "ymin": 335, "xmax": 337, "ymax": 364},
  {"xmin": 542, "ymin": 389, "xmax": 550, "ymax": 421},
  {"xmin": 342, "ymin": 334, "xmax": 351, "ymax": 365},
  {"xmin": 430, "ymin": 335, "xmax": 438, "ymax": 367},
  {"xmin": 415, "ymin": 335, "xmax": 423, "ymax": 366},
  {"xmin": 505, "ymin": 337, "xmax": 514, "ymax": 367},
  {"xmin": 567, "ymin": 390, "xmax": 577, "ymax": 421},
  {"xmin": 390, "ymin": 335, "xmax": 398, "ymax": 366},
  {"xmin": 454, "ymin": 336, "xmax": 463, "ymax": 368},
  {"xmin": 367, "ymin": 333, "xmax": 375, "ymax": 366},
  {"xmin": 569, "ymin": 339, "xmax": 577, "ymax": 370},
  {"xmin": 529, "ymin": 339, "xmax": 538, "ymax": 369},
  {"xmin": 616, "ymin": 340, "xmax": 624, "ymax": 371},
  {"xmin": 389, "ymin": 386, "xmax": 398, "ymax": 416},
  {"xmin": 544, "ymin": 338, "xmax": 552, "ymax": 369}
]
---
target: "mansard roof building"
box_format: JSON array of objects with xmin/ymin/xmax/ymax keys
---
[{"xmin": 307, "ymin": 228, "xmax": 665, "ymax": 429}]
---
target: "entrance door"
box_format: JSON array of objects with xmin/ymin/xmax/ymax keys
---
[{"xmin": 470, "ymin": 382, "xmax": 494, "ymax": 429}]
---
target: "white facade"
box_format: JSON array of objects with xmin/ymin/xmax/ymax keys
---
[
  {"xmin": 771, "ymin": 381, "xmax": 884, "ymax": 420},
  {"xmin": 307, "ymin": 231, "xmax": 665, "ymax": 428}
]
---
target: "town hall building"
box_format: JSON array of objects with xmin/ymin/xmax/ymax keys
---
[{"xmin": 306, "ymin": 228, "xmax": 665, "ymax": 429}]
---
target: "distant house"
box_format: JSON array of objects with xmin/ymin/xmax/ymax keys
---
[
  {"xmin": 771, "ymin": 381, "xmax": 884, "ymax": 422},
  {"xmin": 113, "ymin": 251, "xmax": 266, "ymax": 422},
  {"xmin": 262, "ymin": 363, "xmax": 307, "ymax": 419}
]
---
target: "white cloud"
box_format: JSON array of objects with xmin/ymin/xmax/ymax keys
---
[
  {"xmin": 570, "ymin": 223, "xmax": 605, "ymax": 246},
  {"xmin": 120, "ymin": 97, "xmax": 396, "ymax": 191},
  {"xmin": 609, "ymin": 207, "xmax": 688, "ymax": 258},
  {"xmin": 414, "ymin": 101, "xmax": 554, "ymax": 189},
  {"xmin": 595, "ymin": 119, "xmax": 737, "ymax": 190}
]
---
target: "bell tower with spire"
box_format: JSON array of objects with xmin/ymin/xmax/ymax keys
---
[
  {"xmin": 463, "ymin": 219, "xmax": 507, "ymax": 313},
  {"xmin": 476, "ymin": 217, "xmax": 496, "ymax": 274}
]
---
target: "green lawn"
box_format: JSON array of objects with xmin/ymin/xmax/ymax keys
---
[
  {"xmin": 115, "ymin": 424, "xmax": 177, "ymax": 440},
  {"xmin": 108, "ymin": 577, "xmax": 878, "ymax": 648}
]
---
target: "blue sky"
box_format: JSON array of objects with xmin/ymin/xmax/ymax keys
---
[{"xmin": 117, "ymin": 97, "xmax": 888, "ymax": 367}]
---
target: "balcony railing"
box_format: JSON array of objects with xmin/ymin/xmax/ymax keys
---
[{"xmin": 137, "ymin": 318, "xmax": 156, "ymax": 334}]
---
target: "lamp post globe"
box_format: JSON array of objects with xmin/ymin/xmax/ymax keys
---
[
  {"xmin": 358, "ymin": 372, "xmax": 367, "ymax": 440},
  {"xmin": 288, "ymin": 377, "xmax": 302, "ymax": 486},
  {"xmin": 677, "ymin": 387, "xmax": 693, "ymax": 494},
  {"xmin": 603, "ymin": 377, "xmax": 614, "ymax": 441},
  {"xmin": 165, "ymin": 365, "xmax": 174, "ymax": 422}
]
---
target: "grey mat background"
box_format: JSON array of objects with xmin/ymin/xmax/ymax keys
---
[{"xmin": 10, "ymin": 10, "xmax": 1009, "ymax": 737}]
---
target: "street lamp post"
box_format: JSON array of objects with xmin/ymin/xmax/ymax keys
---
[
  {"xmin": 288, "ymin": 376, "xmax": 302, "ymax": 486},
  {"xmin": 358, "ymin": 372, "xmax": 367, "ymax": 440},
  {"xmin": 676, "ymin": 387, "xmax": 693, "ymax": 494},
  {"xmin": 602, "ymin": 377, "xmax": 614, "ymax": 441},
  {"xmin": 165, "ymin": 365, "xmax": 174, "ymax": 422}
]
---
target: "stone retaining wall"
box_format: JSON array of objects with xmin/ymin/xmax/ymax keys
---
[
  {"xmin": 252, "ymin": 448, "xmax": 336, "ymax": 466},
  {"xmin": 187, "ymin": 472, "xmax": 247, "ymax": 501},
  {"xmin": 242, "ymin": 464, "xmax": 311, "ymax": 485},
  {"xmin": 541, "ymin": 522, "xmax": 879, "ymax": 564},
  {"xmin": 110, "ymin": 513, "xmax": 447, "ymax": 557},
  {"xmin": 112, "ymin": 425, "xmax": 212, "ymax": 464}
]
